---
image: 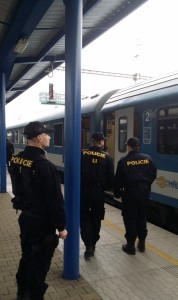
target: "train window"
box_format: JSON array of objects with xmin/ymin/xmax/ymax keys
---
[
  {"xmin": 157, "ymin": 107, "xmax": 178, "ymax": 154},
  {"xmin": 19, "ymin": 129, "xmax": 24, "ymax": 144},
  {"xmin": 54, "ymin": 123, "xmax": 63, "ymax": 147},
  {"xmin": 119, "ymin": 116, "xmax": 127, "ymax": 152},
  {"xmin": 81, "ymin": 117, "xmax": 90, "ymax": 149},
  {"xmin": 11, "ymin": 131, "xmax": 15, "ymax": 143},
  {"xmin": 19, "ymin": 129, "xmax": 26, "ymax": 144},
  {"xmin": 168, "ymin": 107, "xmax": 178, "ymax": 115},
  {"xmin": 14, "ymin": 130, "xmax": 19, "ymax": 144},
  {"xmin": 159, "ymin": 109, "xmax": 165, "ymax": 116},
  {"xmin": 7, "ymin": 131, "xmax": 12, "ymax": 140},
  {"xmin": 23, "ymin": 135, "xmax": 26, "ymax": 144}
]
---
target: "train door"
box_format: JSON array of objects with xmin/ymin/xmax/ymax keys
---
[
  {"xmin": 114, "ymin": 107, "xmax": 134, "ymax": 170},
  {"xmin": 105, "ymin": 112, "xmax": 115, "ymax": 160}
]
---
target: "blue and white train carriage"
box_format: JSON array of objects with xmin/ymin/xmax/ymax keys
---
[
  {"xmin": 7, "ymin": 73, "xmax": 178, "ymax": 233},
  {"xmin": 102, "ymin": 72, "xmax": 178, "ymax": 233},
  {"xmin": 6, "ymin": 90, "xmax": 118, "ymax": 182}
]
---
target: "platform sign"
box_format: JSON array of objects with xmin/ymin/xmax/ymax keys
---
[{"xmin": 143, "ymin": 110, "xmax": 152, "ymax": 144}]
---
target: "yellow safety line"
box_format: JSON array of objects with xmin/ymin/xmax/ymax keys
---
[
  {"xmin": 146, "ymin": 243, "xmax": 178, "ymax": 266},
  {"xmin": 103, "ymin": 218, "xmax": 178, "ymax": 266},
  {"xmin": 104, "ymin": 219, "xmax": 125, "ymax": 234}
]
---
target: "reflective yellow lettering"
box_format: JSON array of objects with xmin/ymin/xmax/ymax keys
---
[
  {"xmin": 12, "ymin": 156, "xmax": 33, "ymax": 168},
  {"xmin": 23, "ymin": 160, "xmax": 28, "ymax": 166},
  {"xmin": 27, "ymin": 160, "xmax": 33, "ymax": 167},
  {"xmin": 83, "ymin": 150, "xmax": 106, "ymax": 159},
  {"xmin": 127, "ymin": 159, "xmax": 149, "ymax": 166},
  {"xmin": 92, "ymin": 158, "xmax": 97, "ymax": 163}
]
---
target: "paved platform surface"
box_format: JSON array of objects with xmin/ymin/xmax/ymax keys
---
[
  {"xmin": 1, "ymin": 173, "xmax": 178, "ymax": 300},
  {"xmin": 0, "ymin": 191, "xmax": 102, "ymax": 300}
]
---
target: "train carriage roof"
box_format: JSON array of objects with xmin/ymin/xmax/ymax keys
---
[
  {"xmin": 102, "ymin": 71, "xmax": 178, "ymax": 110},
  {"xmin": 7, "ymin": 89, "xmax": 119, "ymax": 129},
  {"xmin": 0, "ymin": 0, "xmax": 147, "ymax": 105}
]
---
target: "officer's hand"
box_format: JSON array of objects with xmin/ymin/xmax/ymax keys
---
[{"xmin": 58, "ymin": 229, "xmax": 68, "ymax": 239}]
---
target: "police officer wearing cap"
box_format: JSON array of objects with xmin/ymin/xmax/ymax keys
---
[
  {"xmin": 114, "ymin": 137, "xmax": 157, "ymax": 255},
  {"xmin": 80, "ymin": 132, "xmax": 114, "ymax": 258},
  {"xmin": 10, "ymin": 121, "xmax": 67, "ymax": 300}
]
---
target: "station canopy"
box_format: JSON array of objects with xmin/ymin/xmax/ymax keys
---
[{"xmin": 0, "ymin": 0, "xmax": 147, "ymax": 104}]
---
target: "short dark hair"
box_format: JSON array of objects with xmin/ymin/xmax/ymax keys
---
[{"xmin": 127, "ymin": 137, "xmax": 140, "ymax": 148}]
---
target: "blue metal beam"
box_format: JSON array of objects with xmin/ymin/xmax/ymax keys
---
[
  {"xmin": 0, "ymin": 0, "xmax": 55, "ymax": 74},
  {"xmin": 15, "ymin": 55, "xmax": 65, "ymax": 64},
  {"xmin": 5, "ymin": 0, "xmax": 105, "ymax": 103},
  {"xmin": 0, "ymin": 73, "xmax": 7, "ymax": 192},
  {"xmin": 63, "ymin": 0, "xmax": 82, "ymax": 279}
]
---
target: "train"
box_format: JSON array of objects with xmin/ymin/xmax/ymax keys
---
[{"xmin": 6, "ymin": 72, "xmax": 178, "ymax": 234}]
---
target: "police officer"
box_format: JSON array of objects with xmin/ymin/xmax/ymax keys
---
[
  {"xmin": 114, "ymin": 137, "xmax": 157, "ymax": 255},
  {"xmin": 6, "ymin": 138, "xmax": 14, "ymax": 167},
  {"xmin": 10, "ymin": 121, "xmax": 67, "ymax": 300},
  {"xmin": 80, "ymin": 132, "xmax": 114, "ymax": 258}
]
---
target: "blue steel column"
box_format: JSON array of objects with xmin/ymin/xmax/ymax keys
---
[
  {"xmin": 63, "ymin": 0, "xmax": 82, "ymax": 279},
  {"xmin": 0, "ymin": 73, "xmax": 7, "ymax": 192}
]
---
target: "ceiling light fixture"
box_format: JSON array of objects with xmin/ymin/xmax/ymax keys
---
[{"xmin": 14, "ymin": 37, "xmax": 29, "ymax": 54}]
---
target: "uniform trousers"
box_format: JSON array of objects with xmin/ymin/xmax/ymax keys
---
[
  {"xmin": 122, "ymin": 186, "xmax": 150, "ymax": 245},
  {"xmin": 80, "ymin": 185, "xmax": 105, "ymax": 247},
  {"xmin": 16, "ymin": 213, "xmax": 58, "ymax": 300}
]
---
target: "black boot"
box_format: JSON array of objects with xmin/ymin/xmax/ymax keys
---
[
  {"xmin": 16, "ymin": 293, "xmax": 30, "ymax": 300},
  {"xmin": 84, "ymin": 246, "xmax": 94, "ymax": 258},
  {"xmin": 16, "ymin": 286, "xmax": 29, "ymax": 300},
  {"xmin": 122, "ymin": 244, "xmax": 135, "ymax": 255},
  {"xmin": 137, "ymin": 240, "xmax": 145, "ymax": 252}
]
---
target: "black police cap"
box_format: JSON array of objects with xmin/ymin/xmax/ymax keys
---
[
  {"xmin": 92, "ymin": 132, "xmax": 105, "ymax": 142},
  {"xmin": 127, "ymin": 137, "xmax": 140, "ymax": 148},
  {"xmin": 24, "ymin": 121, "xmax": 54, "ymax": 139}
]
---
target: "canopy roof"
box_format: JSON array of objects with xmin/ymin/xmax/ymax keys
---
[{"xmin": 0, "ymin": 0, "xmax": 147, "ymax": 104}]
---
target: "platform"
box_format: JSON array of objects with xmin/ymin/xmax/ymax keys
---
[{"xmin": 0, "ymin": 172, "xmax": 178, "ymax": 300}]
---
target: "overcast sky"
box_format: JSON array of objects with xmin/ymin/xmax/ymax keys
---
[
  {"xmin": 6, "ymin": 0, "xmax": 178, "ymax": 126},
  {"xmin": 82, "ymin": 0, "xmax": 178, "ymax": 77}
]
